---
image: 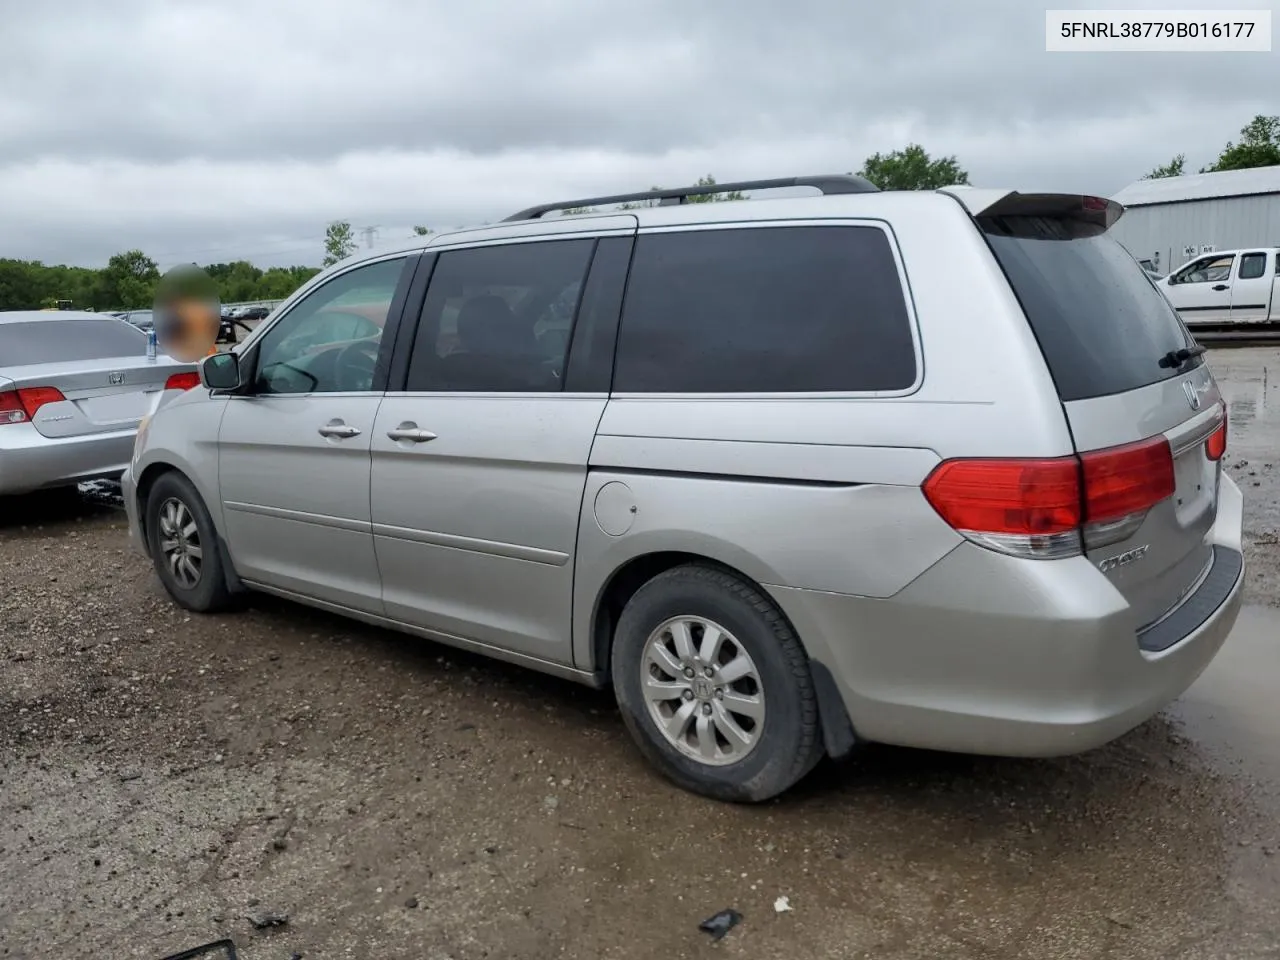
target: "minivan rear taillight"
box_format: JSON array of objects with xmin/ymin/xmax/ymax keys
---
[
  {"xmin": 923, "ymin": 435, "xmax": 1176, "ymax": 560},
  {"xmin": 0, "ymin": 386, "xmax": 67, "ymax": 425},
  {"xmin": 1205, "ymin": 409, "xmax": 1227, "ymax": 461}
]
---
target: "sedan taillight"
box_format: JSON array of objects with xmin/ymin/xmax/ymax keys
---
[{"xmin": 0, "ymin": 386, "xmax": 67, "ymax": 425}]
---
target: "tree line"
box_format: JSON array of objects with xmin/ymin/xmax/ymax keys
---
[
  {"xmin": 1143, "ymin": 114, "xmax": 1279, "ymax": 180},
  {"xmin": 0, "ymin": 249, "xmax": 322, "ymax": 312}
]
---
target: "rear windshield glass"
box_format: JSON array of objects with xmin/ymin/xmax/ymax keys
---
[
  {"xmin": 981, "ymin": 216, "xmax": 1197, "ymax": 402},
  {"xmin": 0, "ymin": 319, "xmax": 146, "ymax": 367}
]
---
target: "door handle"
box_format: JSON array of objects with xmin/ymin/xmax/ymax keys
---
[
  {"xmin": 386, "ymin": 421, "xmax": 437, "ymax": 444},
  {"xmin": 1212, "ymin": 284, "xmax": 1229, "ymax": 291},
  {"xmin": 318, "ymin": 419, "xmax": 361, "ymax": 439}
]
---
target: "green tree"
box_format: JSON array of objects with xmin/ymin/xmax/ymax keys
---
[
  {"xmin": 412, "ymin": 225, "xmax": 433, "ymax": 236},
  {"xmin": 857, "ymin": 144, "xmax": 970, "ymax": 191},
  {"xmin": 97, "ymin": 249, "xmax": 159, "ymax": 309},
  {"xmin": 0, "ymin": 254, "xmax": 320, "ymax": 312},
  {"xmin": 1143, "ymin": 154, "xmax": 1186, "ymax": 179},
  {"xmin": 618, "ymin": 186, "xmax": 663, "ymax": 211},
  {"xmin": 685, "ymin": 174, "xmax": 747, "ymax": 203},
  {"xmin": 617, "ymin": 176, "xmax": 745, "ymax": 210},
  {"xmin": 323, "ymin": 220, "xmax": 358, "ymax": 266},
  {"xmin": 1202, "ymin": 115, "xmax": 1280, "ymax": 173}
]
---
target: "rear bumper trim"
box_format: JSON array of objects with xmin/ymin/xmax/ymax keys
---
[{"xmin": 1137, "ymin": 545, "xmax": 1242, "ymax": 653}]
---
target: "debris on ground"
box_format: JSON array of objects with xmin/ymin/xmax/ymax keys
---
[
  {"xmin": 245, "ymin": 910, "xmax": 289, "ymax": 930},
  {"xmin": 698, "ymin": 909, "xmax": 743, "ymax": 941},
  {"xmin": 773, "ymin": 896, "xmax": 792, "ymax": 913}
]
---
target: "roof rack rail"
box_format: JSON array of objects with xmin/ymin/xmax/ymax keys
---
[{"xmin": 501, "ymin": 174, "xmax": 880, "ymax": 222}]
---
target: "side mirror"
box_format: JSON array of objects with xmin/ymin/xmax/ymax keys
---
[{"xmin": 200, "ymin": 352, "xmax": 242, "ymax": 391}]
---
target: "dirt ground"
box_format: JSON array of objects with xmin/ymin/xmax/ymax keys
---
[{"xmin": 2, "ymin": 347, "xmax": 1278, "ymax": 959}]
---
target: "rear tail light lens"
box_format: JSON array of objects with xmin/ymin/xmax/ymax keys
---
[
  {"xmin": 0, "ymin": 386, "xmax": 67, "ymax": 425},
  {"xmin": 1205, "ymin": 412, "xmax": 1227, "ymax": 461},
  {"xmin": 1081, "ymin": 436, "xmax": 1175, "ymax": 523},
  {"xmin": 922, "ymin": 457, "xmax": 1083, "ymax": 559},
  {"xmin": 0, "ymin": 391, "xmax": 23, "ymax": 424},
  {"xmin": 923, "ymin": 435, "xmax": 1176, "ymax": 560},
  {"xmin": 164, "ymin": 372, "xmax": 201, "ymax": 391}
]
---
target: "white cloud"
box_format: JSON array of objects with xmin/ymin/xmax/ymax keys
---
[{"xmin": 2, "ymin": 0, "xmax": 1276, "ymax": 267}]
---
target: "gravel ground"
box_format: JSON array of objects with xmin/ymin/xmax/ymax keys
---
[{"xmin": 1, "ymin": 346, "xmax": 1278, "ymax": 959}]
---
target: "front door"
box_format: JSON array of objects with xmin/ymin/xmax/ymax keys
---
[
  {"xmin": 218, "ymin": 255, "xmax": 411, "ymax": 613},
  {"xmin": 370, "ymin": 235, "xmax": 621, "ymax": 665},
  {"xmin": 1229, "ymin": 250, "xmax": 1273, "ymax": 324},
  {"xmin": 1163, "ymin": 253, "xmax": 1235, "ymax": 324}
]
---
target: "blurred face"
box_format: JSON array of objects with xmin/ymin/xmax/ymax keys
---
[{"xmin": 158, "ymin": 297, "xmax": 220, "ymax": 362}]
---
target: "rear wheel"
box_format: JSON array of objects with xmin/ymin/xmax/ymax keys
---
[
  {"xmin": 144, "ymin": 471, "xmax": 234, "ymax": 613},
  {"xmin": 611, "ymin": 564, "xmax": 823, "ymax": 802}
]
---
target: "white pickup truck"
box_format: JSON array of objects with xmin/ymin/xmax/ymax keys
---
[{"xmin": 1157, "ymin": 247, "xmax": 1280, "ymax": 326}]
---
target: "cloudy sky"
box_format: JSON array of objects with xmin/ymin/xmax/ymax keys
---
[{"xmin": 2, "ymin": 0, "xmax": 1276, "ymax": 269}]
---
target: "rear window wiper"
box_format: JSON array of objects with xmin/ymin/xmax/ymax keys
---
[{"xmin": 1158, "ymin": 344, "xmax": 1206, "ymax": 369}]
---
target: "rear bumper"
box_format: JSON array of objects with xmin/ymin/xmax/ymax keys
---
[
  {"xmin": 769, "ymin": 473, "xmax": 1247, "ymax": 758},
  {"xmin": 0, "ymin": 423, "xmax": 134, "ymax": 496}
]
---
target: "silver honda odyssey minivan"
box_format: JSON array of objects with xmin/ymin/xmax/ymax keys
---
[{"xmin": 123, "ymin": 175, "xmax": 1244, "ymax": 802}]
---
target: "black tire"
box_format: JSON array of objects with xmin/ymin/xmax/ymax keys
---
[
  {"xmin": 611, "ymin": 564, "xmax": 823, "ymax": 802},
  {"xmin": 144, "ymin": 471, "xmax": 234, "ymax": 613}
]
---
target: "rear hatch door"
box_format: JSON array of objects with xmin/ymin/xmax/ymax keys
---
[{"xmin": 973, "ymin": 194, "xmax": 1225, "ymax": 631}]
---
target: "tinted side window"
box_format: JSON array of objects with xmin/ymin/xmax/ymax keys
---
[
  {"xmin": 405, "ymin": 239, "xmax": 594, "ymax": 392},
  {"xmin": 254, "ymin": 257, "xmax": 405, "ymax": 395},
  {"xmin": 563, "ymin": 236, "xmax": 633, "ymax": 393},
  {"xmin": 613, "ymin": 226, "xmax": 916, "ymax": 394},
  {"xmin": 1239, "ymin": 252, "xmax": 1267, "ymax": 280}
]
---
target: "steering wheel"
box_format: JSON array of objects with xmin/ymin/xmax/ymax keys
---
[{"xmin": 334, "ymin": 339, "xmax": 380, "ymax": 392}]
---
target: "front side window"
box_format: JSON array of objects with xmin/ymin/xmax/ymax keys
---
[
  {"xmin": 405, "ymin": 239, "xmax": 594, "ymax": 392},
  {"xmin": 253, "ymin": 257, "xmax": 405, "ymax": 395},
  {"xmin": 613, "ymin": 226, "xmax": 917, "ymax": 393},
  {"xmin": 1173, "ymin": 254, "xmax": 1234, "ymax": 284},
  {"xmin": 1239, "ymin": 252, "xmax": 1267, "ymax": 280}
]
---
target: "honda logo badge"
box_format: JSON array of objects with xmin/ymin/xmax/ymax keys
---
[
  {"xmin": 1182, "ymin": 380, "xmax": 1201, "ymax": 410},
  {"xmin": 108, "ymin": 372, "xmax": 125, "ymax": 385}
]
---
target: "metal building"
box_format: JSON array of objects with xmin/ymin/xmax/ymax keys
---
[{"xmin": 1109, "ymin": 165, "xmax": 1280, "ymax": 275}]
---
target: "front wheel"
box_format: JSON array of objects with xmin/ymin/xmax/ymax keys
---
[
  {"xmin": 611, "ymin": 564, "xmax": 823, "ymax": 802},
  {"xmin": 144, "ymin": 471, "xmax": 234, "ymax": 613}
]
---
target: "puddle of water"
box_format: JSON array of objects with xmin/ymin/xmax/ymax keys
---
[
  {"xmin": 76, "ymin": 479, "xmax": 125, "ymax": 509},
  {"xmin": 1174, "ymin": 605, "xmax": 1280, "ymax": 787},
  {"xmin": 1209, "ymin": 349, "xmax": 1274, "ymax": 436}
]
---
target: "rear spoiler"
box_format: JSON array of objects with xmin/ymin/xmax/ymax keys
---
[{"xmin": 939, "ymin": 188, "xmax": 1124, "ymax": 231}]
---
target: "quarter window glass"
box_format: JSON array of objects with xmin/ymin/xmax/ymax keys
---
[
  {"xmin": 253, "ymin": 258, "xmax": 404, "ymax": 395},
  {"xmin": 614, "ymin": 226, "xmax": 916, "ymax": 393},
  {"xmin": 1239, "ymin": 253, "xmax": 1266, "ymax": 280},
  {"xmin": 405, "ymin": 239, "xmax": 594, "ymax": 392}
]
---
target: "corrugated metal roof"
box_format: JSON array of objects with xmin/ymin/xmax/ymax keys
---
[{"xmin": 1112, "ymin": 165, "xmax": 1280, "ymax": 207}]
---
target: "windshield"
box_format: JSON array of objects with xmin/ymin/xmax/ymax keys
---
[
  {"xmin": 0, "ymin": 319, "xmax": 146, "ymax": 366},
  {"xmin": 981, "ymin": 215, "xmax": 1197, "ymax": 402}
]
